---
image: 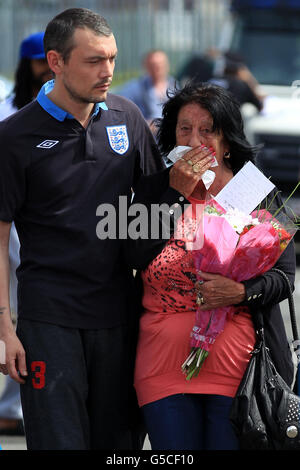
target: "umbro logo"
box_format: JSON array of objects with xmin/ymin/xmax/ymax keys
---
[{"xmin": 36, "ymin": 140, "xmax": 59, "ymax": 149}]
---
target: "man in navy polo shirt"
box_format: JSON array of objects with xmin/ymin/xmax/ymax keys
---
[{"xmin": 0, "ymin": 8, "xmax": 170, "ymax": 450}]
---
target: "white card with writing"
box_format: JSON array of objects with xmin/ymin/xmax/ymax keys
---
[{"xmin": 214, "ymin": 161, "xmax": 275, "ymax": 214}]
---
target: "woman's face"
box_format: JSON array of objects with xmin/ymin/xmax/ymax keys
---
[{"xmin": 175, "ymin": 102, "xmax": 229, "ymax": 167}]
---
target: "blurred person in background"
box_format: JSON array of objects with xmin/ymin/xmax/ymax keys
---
[
  {"xmin": 177, "ymin": 49, "xmax": 263, "ymax": 112},
  {"xmin": 0, "ymin": 31, "xmax": 52, "ymax": 119},
  {"xmin": 0, "ymin": 31, "xmax": 51, "ymax": 437},
  {"xmin": 118, "ymin": 49, "xmax": 176, "ymax": 129},
  {"xmin": 176, "ymin": 53, "xmax": 214, "ymax": 87},
  {"xmin": 210, "ymin": 50, "xmax": 264, "ymax": 112}
]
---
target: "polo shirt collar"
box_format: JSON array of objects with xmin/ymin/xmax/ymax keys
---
[{"xmin": 37, "ymin": 79, "xmax": 108, "ymax": 121}]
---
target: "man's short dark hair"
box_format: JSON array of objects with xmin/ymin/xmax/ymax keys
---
[{"xmin": 44, "ymin": 8, "xmax": 113, "ymax": 62}]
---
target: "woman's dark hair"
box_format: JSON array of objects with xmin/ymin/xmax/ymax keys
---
[
  {"xmin": 155, "ymin": 82, "xmax": 258, "ymax": 174},
  {"xmin": 44, "ymin": 7, "xmax": 112, "ymax": 62},
  {"xmin": 12, "ymin": 58, "xmax": 34, "ymax": 110}
]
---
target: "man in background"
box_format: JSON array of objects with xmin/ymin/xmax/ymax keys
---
[
  {"xmin": 118, "ymin": 49, "xmax": 176, "ymax": 127},
  {"xmin": 0, "ymin": 31, "xmax": 52, "ymax": 118}
]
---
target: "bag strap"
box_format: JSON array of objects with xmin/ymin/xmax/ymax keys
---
[{"xmin": 271, "ymin": 267, "xmax": 300, "ymax": 362}]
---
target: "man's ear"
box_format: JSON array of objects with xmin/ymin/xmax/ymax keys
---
[{"xmin": 46, "ymin": 50, "xmax": 64, "ymax": 75}]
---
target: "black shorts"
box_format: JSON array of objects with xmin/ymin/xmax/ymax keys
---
[{"xmin": 16, "ymin": 318, "xmax": 143, "ymax": 450}]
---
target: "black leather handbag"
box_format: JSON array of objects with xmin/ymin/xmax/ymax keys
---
[{"xmin": 230, "ymin": 268, "xmax": 300, "ymax": 450}]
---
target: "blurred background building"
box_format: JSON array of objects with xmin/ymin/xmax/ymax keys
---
[{"xmin": 0, "ymin": 0, "xmax": 230, "ymax": 84}]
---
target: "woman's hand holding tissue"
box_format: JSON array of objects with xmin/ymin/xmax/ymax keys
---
[{"xmin": 168, "ymin": 146, "xmax": 217, "ymax": 199}]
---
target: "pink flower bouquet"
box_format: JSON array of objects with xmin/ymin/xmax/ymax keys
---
[{"xmin": 182, "ymin": 192, "xmax": 299, "ymax": 380}]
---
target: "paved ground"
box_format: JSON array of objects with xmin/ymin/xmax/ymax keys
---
[{"xmin": 0, "ymin": 269, "xmax": 299, "ymax": 451}]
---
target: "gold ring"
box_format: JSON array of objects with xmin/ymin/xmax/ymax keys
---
[
  {"xmin": 196, "ymin": 294, "xmax": 205, "ymax": 305},
  {"xmin": 187, "ymin": 160, "xmax": 193, "ymax": 166},
  {"xmin": 192, "ymin": 163, "xmax": 201, "ymax": 173}
]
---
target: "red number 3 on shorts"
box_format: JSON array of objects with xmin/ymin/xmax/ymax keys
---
[{"xmin": 31, "ymin": 361, "xmax": 46, "ymax": 389}]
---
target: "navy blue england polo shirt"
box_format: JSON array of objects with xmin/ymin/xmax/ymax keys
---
[{"xmin": 0, "ymin": 80, "xmax": 164, "ymax": 328}]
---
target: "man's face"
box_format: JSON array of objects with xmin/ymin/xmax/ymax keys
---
[
  {"xmin": 58, "ymin": 28, "xmax": 117, "ymax": 104},
  {"xmin": 145, "ymin": 51, "xmax": 169, "ymax": 83}
]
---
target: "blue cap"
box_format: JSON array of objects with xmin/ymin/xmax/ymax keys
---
[{"xmin": 20, "ymin": 32, "xmax": 45, "ymax": 59}]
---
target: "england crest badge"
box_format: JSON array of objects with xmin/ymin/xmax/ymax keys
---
[{"xmin": 106, "ymin": 125, "xmax": 129, "ymax": 155}]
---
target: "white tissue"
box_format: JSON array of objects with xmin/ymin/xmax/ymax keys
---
[
  {"xmin": 166, "ymin": 146, "xmax": 218, "ymax": 190},
  {"xmin": 167, "ymin": 146, "xmax": 194, "ymax": 163}
]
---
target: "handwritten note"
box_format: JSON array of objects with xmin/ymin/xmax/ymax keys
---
[{"xmin": 215, "ymin": 161, "xmax": 275, "ymax": 214}]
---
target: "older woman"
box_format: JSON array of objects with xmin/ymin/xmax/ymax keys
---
[{"xmin": 127, "ymin": 83, "xmax": 295, "ymax": 450}]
